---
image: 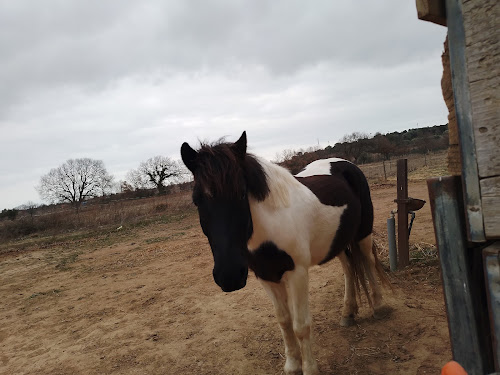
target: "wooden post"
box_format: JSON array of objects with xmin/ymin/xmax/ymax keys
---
[
  {"xmin": 416, "ymin": 0, "xmax": 447, "ymax": 26},
  {"xmin": 446, "ymin": 0, "xmax": 485, "ymax": 242},
  {"xmin": 483, "ymin": 242, "xmax": 500, "ymax": 371},
  {"xmin": 428, "ymin": 176, "xmax": 493, "ymax": 374},
  {"xmin": 396, "ymin": 159, "xmax": 409, "ymax": 268}
]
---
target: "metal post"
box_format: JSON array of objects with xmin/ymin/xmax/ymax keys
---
[
  {"xmin": 396, "ymin": 159, "xmax": 409, "ymax": 268},
  {"xmin": 387, "ymin": 213, "xmax": 397, "ymax": 271}
]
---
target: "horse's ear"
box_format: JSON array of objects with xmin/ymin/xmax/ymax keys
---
[
  {"xmin": 233, "ymin": 131, "xmax": 247, "ymax": 160},
  {"xmin": 181, "ymin": 142, "xmax": 198, "ymax": 173}
]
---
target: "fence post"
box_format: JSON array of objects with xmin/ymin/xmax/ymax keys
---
[
  {"xmin": 396, "ymin": 159, "xmax": 409, "ymax": 268},
  {"xmin": 428, "ymin": 175, "xmax": 492, "ymax": 373}
]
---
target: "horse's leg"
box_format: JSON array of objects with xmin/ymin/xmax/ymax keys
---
[
  {"xmin": 286, "ymin": 265, "xmax": 319, "ymax": 375},
  {"xmin": 338, "ymin": 251, "xmax": 358, "ymax": 327},
  {"xmin": 359, "ymin": 234, "xmax": 384, "ymax": 315},
  {"xmin": 260, "ymin": 280, "xmax": 302, "ymax": 375}
]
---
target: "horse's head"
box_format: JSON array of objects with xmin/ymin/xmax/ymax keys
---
[{"xmin": 181, "ymin": 131, "xmax": 268, "ymax": 292}]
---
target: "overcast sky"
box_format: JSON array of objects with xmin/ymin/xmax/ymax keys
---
[{"xmin": 0, "ymin": 1, "xmax": 448, "ymax": 210}]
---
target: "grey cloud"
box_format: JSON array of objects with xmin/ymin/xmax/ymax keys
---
[
  {"xmin": 0, "ymin": 0, "xmax": 447, "ymax": 209},
  {"xmin": 1, "ymin": 1, "xmax": 445, "ymax": 113}
]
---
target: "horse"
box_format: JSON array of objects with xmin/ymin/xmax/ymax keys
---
[{"xmin": 180, "ymin": 131, "xmax": 388, "ymax": 375}]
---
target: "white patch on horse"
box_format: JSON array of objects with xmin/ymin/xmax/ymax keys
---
[
  {"xmin": 248, "ymin": 158, "xmax": 347, "ymax": 266},
  {"xmin": 294, "ymin": 157, "xmax": 349, "ymax": 177}
]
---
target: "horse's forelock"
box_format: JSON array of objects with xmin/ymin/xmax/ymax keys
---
[{"xmin": 195, "ymin": 142, "xmax": 245, "ymax": 198}]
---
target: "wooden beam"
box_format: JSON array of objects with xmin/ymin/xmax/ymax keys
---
[
  {"xmin": 463, "ymin": 0, "xmax": 500, "ymax": 179},
  {"xmin": 427, "ymin": 176, "xmax": 491, "ymax": 374},
  {"xmin": 416, "ymin": 0, "xmax": 447, "ymax": 26},
  {"xmin": 480, "ymin": 177, "xmax": 500, "ymax": 239},
  {"xmin": 483, "ymin": 242, "xmax": 500, "ymax": 371},
  {"xmin": 446, "ymin": 0, "xmax": 486, "ymax": 242}
]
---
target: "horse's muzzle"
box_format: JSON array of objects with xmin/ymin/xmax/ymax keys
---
[{"xmin": 213, "ymin": 266, "xmax": 248, "ymax": 292}]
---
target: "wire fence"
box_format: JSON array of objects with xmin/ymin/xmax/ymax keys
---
[{"xmin": 359, "ymin": 151, "xmax": 447, "ymax": 181}]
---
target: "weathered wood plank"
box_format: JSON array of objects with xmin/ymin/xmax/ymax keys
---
[
  {"xmin": 446, "ymin": 0, "xmax": 486, "ymax": 242},
  {"xmin": 480, "ymin": 176, "xmax": 500, "ymax": 196},
  {"xmin": 463, "ymin": 0, "xmax": 500, "ymax": 178},
  {"xmin": 427, "ymin": 176, "xmax": 490, "ymax": 373},
  {"xmin": 416, "ymin": 0, "xmax": 447, "ymax": 26},
  {"xmin": 468, "ymin": 52, "xmax": 500, "ymax": 82},
  {"xmin": 483, "ymin": 197, "xmax": 500, "ymax": 238},
  {"xmin": 483, "ymin": 242, "xmax": 500, "ymax": 371}
]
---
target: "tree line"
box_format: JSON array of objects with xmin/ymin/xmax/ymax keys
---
[
  {"xmin": 275, "ymin": 124, "xmax": 448, "ymax": 174},
  {"xmin": 4, "ymin": 124, "xmax": 448, "ymax": 216},
  {"xmin": 34, "ymin": 156, "xmax": 189, "ymax": 213}
]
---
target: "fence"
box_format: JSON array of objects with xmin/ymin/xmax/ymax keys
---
[{"xmin": 359, "ymin": 151, "xmax": 447, "ymax": 181}]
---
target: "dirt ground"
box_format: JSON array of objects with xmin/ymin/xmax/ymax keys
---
[{"xmin": 0, "ymin": 180, "xmax": 451, "ymax": 375}]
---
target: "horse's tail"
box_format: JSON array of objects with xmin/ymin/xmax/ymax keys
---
[
  {"xmin": 346, "ymin": 237, "xmax": 392, "ymax": 307},
  {"xmin": 372, "ymin": 240, "xmax": 392, "ymax": 290},
  {"xmin": 345, "ymin": 240, "xmax": 372, "ymax": 308}
]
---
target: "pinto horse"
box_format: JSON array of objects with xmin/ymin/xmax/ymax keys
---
[{"xmin": 181, "ymin": 131, "xmax": 388, "ymax": 375}]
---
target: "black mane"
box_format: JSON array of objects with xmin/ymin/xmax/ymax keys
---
[{"xmin": 194, "ymin": 141, "xmax": 269, "ymax": 201}]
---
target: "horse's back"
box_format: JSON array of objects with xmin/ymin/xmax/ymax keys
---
[{"xmin": 295, "ymin": 158, "xmax": 373, "ymax": 263}]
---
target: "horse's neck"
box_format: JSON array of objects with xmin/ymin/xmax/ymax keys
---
[
  {"xmin": 248, "ymin": 157, "xmax": 317, "ymax": 259},
  {"xmin": 253, "ymin": 157, "xmax": 300, "ymax": 209}
]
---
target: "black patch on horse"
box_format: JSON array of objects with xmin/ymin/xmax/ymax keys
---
[
  {"xmin": 329, "ymin": 161, "xmax": 373, "ymax": 240},
  {"xmin": 296, "ymin": 160, "xmax": 373, "ymax": 264},
  {"xmin": 247, "ymin": 242, "xmax": 295, "ymax": 283}
]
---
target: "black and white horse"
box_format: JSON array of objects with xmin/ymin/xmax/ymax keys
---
[{"xmin": 181, "ymin": 131, "xmax": 388, "ymax": 375}]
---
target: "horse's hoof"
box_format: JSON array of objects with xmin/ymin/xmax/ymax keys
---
[
  {"xmin": 284, "ymin": 358, "xmax": 302, "ymax": 375},
  {"xmin": 340, "ymin": 315, "xmax": 356, "ymax": 327},
  {"xmin": 302, "ymin": 363, "xmax": 319, "ymax": 375},
  {"xmin": 373, "ymin": 305, "xmax": 393, "ymax": 320}
]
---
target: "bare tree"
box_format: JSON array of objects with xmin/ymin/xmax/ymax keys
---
[
  {"xmin": 336, "ymin": 132, "xmax": 371, "ymax": 162},
  {"xmin": 19, "ymin": 201, "xmax": 39, "ymax": 223},
  {"xmin": 273, "ymin": 149, "xmax": 298, "ymax": 164},
  {"xmin": 127, "ymin": 156, "xmax": 187, "ymax": 194},
  {"xmin": 37, "ymin": 158, "xmax": 113, "ymax": 209}
]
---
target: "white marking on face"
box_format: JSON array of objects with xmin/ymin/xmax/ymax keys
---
[{"xmin": 294, "ymin": 158, "xmax": 349, "ymax": 177}]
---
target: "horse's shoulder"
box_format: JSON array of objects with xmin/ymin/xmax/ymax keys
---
[{"xmin": 247, "ymin": 241, "xmax": 295, "ymax": 282}]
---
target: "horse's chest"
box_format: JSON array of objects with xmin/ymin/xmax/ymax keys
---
[
  {"xmin": 248, "ymin": 199, "xmax": 346, "ymax": 267},
  {"xmin": 246, "ymin": 241, "xmax": 295, "ymax": 283}
]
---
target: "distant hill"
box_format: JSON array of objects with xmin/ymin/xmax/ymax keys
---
[{"xmin": 276, "ymin": 124, "xmax": 448, "ymax": 174}]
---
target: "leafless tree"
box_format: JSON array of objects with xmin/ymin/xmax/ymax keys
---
[
  {"xmin": 37, "ymin": 158, "xmax": 113, "ymax": 209},
  {"xmin": 336, "ymin": 132, "xmax": 371, "ymax": 162},
  {"xmin": 127, "ymin": 156, "xmax": 188, "ymax": 194},
  {"xmin": 273, "ymin": 149, "xmax": 298, "ymax": 164},
  {"xmin": 19, "ymin": 201, "xmax": 39, "ymax": 223}
]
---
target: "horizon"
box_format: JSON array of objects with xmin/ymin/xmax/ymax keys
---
[
  {"xmin": 3, "ymin": 123, "xmax": 447, "ymax": 211},
  {"xmin": 0, "ymin": 1, "xmax": 448, "ymax": 210}
]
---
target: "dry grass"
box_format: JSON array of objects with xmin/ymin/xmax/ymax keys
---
[
  {"xmin": 0, "ymin": 191, "xmax": 195, "ymax": 252},
  {"xmin": 360, "ymin": 151, "xmax": 447, "ymax": 182}
]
